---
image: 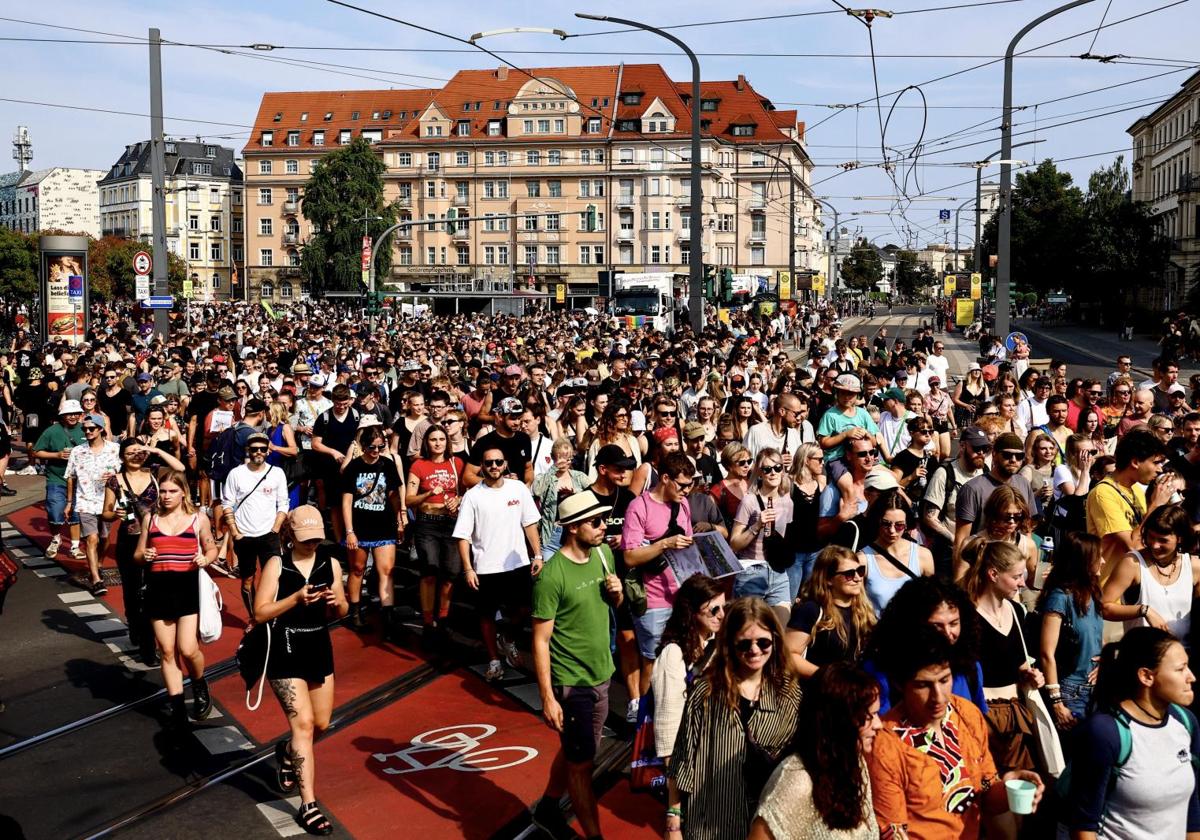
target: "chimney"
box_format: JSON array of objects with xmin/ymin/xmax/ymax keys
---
[
  {"xmin": 496, "ymin": 66, "xmax": 508, "ymax": 81},
  {"xmin": 736, "ymin": 74, "xmax": 746, "ymax": 91},
  {"xmin": 797, "ymin": 121, "xmax": 805, "ymax": 141}
]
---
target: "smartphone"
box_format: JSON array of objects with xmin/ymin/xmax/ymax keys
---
[{"xmin": 308, "ymin": 582, "xmax": 330, "ymax": 593}]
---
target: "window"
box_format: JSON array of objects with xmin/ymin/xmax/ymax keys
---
[
  {"xmin": 497, "ymin": 245, "xmax": 509, "ymax": 264},
  {"xmin": 526, "ymin": 181, "xmax": 541, "ymax": 198},
  {"xmin": 700, "ymin": 98, "xmax": 719, "ymax": 111},
  {"xmin": 287, "ymin": 249, "xmax": 300, "ymax": 266},
  {"xmin": 650, "ymin": 148, "xmax": 664, "ymax": 162},
  {"xmin": 621, "ymin": 92, "xmax": 643, "ymax": 105},
  {"xmin": 338, "ymin": 129, "xmax": 351, "ymax": 144},
  {"xmin": 260, "ymin": 218, "xmax": 273, "ymax": 235},
  {"xmin": 426, "ymin": 181, "xmax": 437, "ymax": 199},
  {"xmin": 681, "ymin": 245, "xmax": 690, "ymax": 265},
  {"xmin": 731, "ymin": 124, "xmax": 755, "ymax": 137},
  {"xmin": 548, "ymin": 150, "xmax": 561, "ymax": 166},
  {"xmin": 165, "ymin": 142, "xmax": 177, "ymax": 154},
  {"xmin": 210, "ymin": 187, "xmax": 219, "ymax": 204},
  {"xmin": 398, "ymin": 152, "xmax": 412, "ymax": 167},
  {"xmin": 526, "ymin": 150, "xmax": 540, "ymax": 166},
  {"xmin": 232, "ymin": 217, "xmax": 243, "ymax": 233},
  {"xmin": 188, "ymin": 214, "xmax": 200, "ymax": 231},
  {"xmin": 554, "ymin": 119, "xmax": 564, "ymax": 133},
  {"xmin": 548, "ymin": 180, "xmax": 562, "ymax": 197},
  {"xmin": 751, "ymin": 246, "xmax": 765, "ymax": 265},
  {"xmin": 580, "ymin": 180, "xmax": 591, "ymax": 198},
  {"xmin": 210, "ymin": 215, "xmax": 220, "ymax": 231},
  {"xmin": 260, "ymin": 249, "xmax": 273, "ymax": 266},
  {"xmin": 681, "ymin": 212, "xmax": 690, "ymax": 231},
  {"xmin": 259, "ymin": 160, "xmax": 272, "ymax": 175},
  {"xmin": 287, "ymin": 131, "xmax": 300, "ymax": 146},
  {"xmin": 484, "ymin": 151, "xmax": 495, "ymax": 166},
  {"xmin": 617, "ymin": 120, "xmax": 638, "ymax": 132},
  {"xmin": 524, "ymin": 215, "xmax": 538, "ymax": 231},
  {"xmin": 578, "ymin": 210, "xmax": 605, "ymax": 231},
  {"xmin": 586, "ymin": 118, "xmax": 601, "ymax": 133},
  {"xmin": 286, "ymin": 159, "xmax": 298, "ymax": 174},
  {"xmin": 286, "ymin": 187, "xmax": 299, "ymax": 203},
  {"xmin": 619, "ymin": 148, "xmax": 634, "ymax": 164},
  {"xmin": 718, "ymin": 213, "xmax": 734, "ymax": 232},
  {"xmin": 457, "ymin": 120, "xmax": 471, "ymax": 137},
  {"xmin": 595, "ymin": 149, "xmax": 605, "ymax": 163},
  {"xmin": 323, "ymin": 112, "xmax": 332, "ymax": 121},
  {"xmin": 210, "ymin": 242, "xmax": 222, "ymax": 261},
  {"xmin": 351, "ymin": 111, "xmax": 360, "ymax": 121},
  {"xmin": 192, "ymin": 163, "xmax": 212, "ymax": 175},
  {"xmin": 523, "ymin": 119, "xmax": 534, "ymax": 133},
  {"xmin": 456, "ymin": 245, "xmax": 470, "ymax": 266},
  {"xmin": 456, "ymin": 181, "xmax": 469, "ymax": 201},
  {"xmin": 546, "ymin": 214, "xmax": 560, "ymax": 231},
  {"xmin": 361, "ymin": 129, "xmax": 381, "ymax": 144},
  {"xmin": 189, "ymin": 242, "xmax": 200, "ymax": 260},
  {"xmin": 484, "ymin": 245, "xmax": 496, "ymax": 265},
  {"xmin": 313, "ymin": 130, "xmax": 325, "ymax": 146},
  {"xmin": 233, "ymin": 245, "xmax": 244, "ymax": 262},
  {"xmin": 751, "ymin": 216, "xmax": 766, "ymax": 235},
  {"xmin": 280, "ymin": 283, "xmax": 293, "ymax": 299},
  {"xmin": 537, "ymin": 119, "xmax": 550, "ymax": 133},
  {"xmin": 261, "ymin": 131, "xmax": 274, "ymax": 146},
  {"xmin": 427, "ymin": 152, "xmax": 440, "ymax": 171},
  {"xmin": 580, "ymin": 245, "xmax": 591, "ymax": 264},
  {"xmin": 426, "ymin": 246, "xmax": 436, "ymax": 265},
  {"xmin": 260, "ymin": 281, "xmax": 273, "ymax": 298},
  {"xmin": 211, "ymin": 273, "xmax": 221, "ymax": 289},
  {"xmin": 546, "ymin": 245, "xmax": 560, "ymax": 265},
  {"xmin": 487, "ymin": 120, "xmax": 502, "ymax": 136},
  {"xmin": 751, "ymin": 152, "xmax": 766, "ymax": 167},
  {"xmin": 498, "ymin": 151, "xmax": 508, "ymax": 166},
  {"xmin": 398, "ymin": 246, "xmax": 412, "ymax": 265},
  {"xmin": 524, "ymin": 245, "xmax": 538, "ymax": 265},
  {"xmin": 456, "ymin": 151, "xmax": 469, "ymax": 166},
  {"xmin": 649, "ymin": 245, "xmax": 662, "ymax": 264},
  {"xmin": 258, "ymin": 188, "xmax": 272, "ymax": 205}
]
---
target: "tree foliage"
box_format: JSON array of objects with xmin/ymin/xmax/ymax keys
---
[
  {"xmin": 86, "ymin": 236, "xmax": 187, "ymax": 301},
  {"xmin": 1083, "ymin": 157, "xmax": 1169, "ymax": 297},
  {"xmin": 893, "ymin": 249, "xmax": 937, "ymax": 298},
  {"xmin": 0, "ymin": 228, "xmax": 38, "ymax": 302},
  {"xmin": 301, "ymin": 137, "xmax": 398, "ymax": 297},
  {"xmin": 839, "ymin": 238, "xmax": 883, "ymax": 291}
]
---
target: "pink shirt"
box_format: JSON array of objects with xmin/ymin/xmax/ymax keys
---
[{"xmin": 621, "ymin": 492, "xmax": 693, "ymax": 610}]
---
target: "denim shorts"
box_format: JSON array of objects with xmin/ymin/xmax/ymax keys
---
[
  {"xmin": 632, "ymin": 606, "xmax": 672, "ymax": 660},
  {"xmin": 733, "ymin": 563, "xmax": 792, "ymax": 607},
  {"xmin": 1059, "ymin": 679, "xmax": 1092, "ymax": 724},
  {"xmin": 790, "ymin": 551, "xmax": 822, "ymax": 600},
  {"xmin": 46, "ymin": 483, "xmax": 79, "ymax": 527}
]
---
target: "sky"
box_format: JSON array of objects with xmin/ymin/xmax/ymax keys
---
[{"xmin": 2, "ymin": 0, "xmax": 1196, "ymax": 251}]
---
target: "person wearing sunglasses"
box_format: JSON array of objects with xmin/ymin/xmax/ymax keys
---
[
  {"xmin": 953, "ymin": 431, "xmax": 1037, "ymax": 557},
  {"xmin": 665, "ymin": 598, "xmax": 800, "ymax": 840},
  {"xmin": 859, "ymin": 489, "xmax": 934, "ymax": 616},
  {"xmin": 816, "ymin": 374, "xmax": 880, "ymax": 464},
  {"xmin": 958, "ymin": 486, "xmax": 1040, "ymax": 599},
  {"xmin": 729, "ymin": 449, "xmax": 794, "ymax": 617},
  {"xmin": 63, "ymin": 413, "xmax": 122, "ymax": 595},
  {"xmin": 785, "ymin": 545, "xmax": 876, "ymax": 679}
]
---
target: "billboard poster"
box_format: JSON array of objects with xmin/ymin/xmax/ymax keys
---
[{"xmin": 40, "ymin": 237, "xmax": 89, "ymax": 343}]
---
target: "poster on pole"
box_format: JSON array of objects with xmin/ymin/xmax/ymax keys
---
[
  {"xmin": 778, "ymin": 271, "xmax": 791, "ymax": 300},
  {"xmin": 39, "ymin": 235, "xmax": 89, "ymax": 342},
  {"xmin": 663, "ymin": 531, "xmax": 746, "ymax": 584},
  {"xmin": 956, "ymin": 298, "xmax": 976, "ymax": 327}
]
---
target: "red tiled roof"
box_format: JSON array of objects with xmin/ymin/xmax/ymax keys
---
[{"xmin": 244, "ymin": 90, "xmax": 438, "ymax": 153}]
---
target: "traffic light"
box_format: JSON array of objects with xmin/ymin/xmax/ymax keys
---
[
  {"xmin": 584, "ymin": 204, "xmax": 598, "ymax": 232},
  {"xmin": 721, "ymin": 268, "xmax": 734, "ymax": 304},
  {"xmin": 444, "ymin": 207, "xmax": 458, "ymax": 234},
  {"xmin": 364, "ymin": 291, "xmax": 384, "ymax": 316},
  {"xmin": 703, "ymin": 264, "xmax": 715, "ymax": 298}
]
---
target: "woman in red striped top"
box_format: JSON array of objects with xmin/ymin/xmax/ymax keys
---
[{"xmin": 135, "ymin": 469, "xmax": 218, "ymax": 731}]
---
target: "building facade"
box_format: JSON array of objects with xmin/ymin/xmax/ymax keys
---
[
  {"xmin": 1128, "ymin": 70, "xmax": 1200, "ymax": 309},
  {"xmin": 243, "ymin": 65, "xmax": 820, "ymax": 302},
  {"xmin": 97, "ymin": 140, "xmax": 244, "ymax": 301},
  {"xmin": 0, "ymin": 167, "xmax": 104, "ymax": 237}
]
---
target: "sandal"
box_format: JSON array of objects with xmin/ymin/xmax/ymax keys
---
[
  {"xmin": 296, "ymin": 801, "xmax": 333, "ymax": 836},
  {"xmin": 275, "ymin": 741, "xmax": 298, "ymax": 795}
]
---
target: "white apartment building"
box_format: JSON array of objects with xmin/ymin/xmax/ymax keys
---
[{"xmin": 0, "ymin": 167, "xmax": 104, "ymax": 236}]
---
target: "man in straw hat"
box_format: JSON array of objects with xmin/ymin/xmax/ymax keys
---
[{"xmin": 530, "ymin": 489, "xmax": 622, "ymax": 840}]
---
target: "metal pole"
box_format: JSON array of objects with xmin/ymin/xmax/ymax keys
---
[
  {"xmin": 148, "ymin": 27, "xmax": 170, "ymax": 338},
  {"xmin": 974, "ymin": 164, "xmax": 984, "ymax": 274},
  {"xmin": 788, "ymin": 172, "xmax": 795, "ymax": 289},
  {"xmin": 954, "ymin": 197, "xmax": 973, "ymax": 271},
  {"xmin": 997, "ymin": 0, "xmax": 1095, "ymax": 338},
  {"xmin": 577, "ymin": 13, "xmax": 703, "ymax": 333},
  {"xmin": 813, "ymin": 198, "xmax": 839, "ymax": 299}
]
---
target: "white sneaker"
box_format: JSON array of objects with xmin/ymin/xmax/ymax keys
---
[
  {"xmin": 625, "ymin": 697, "xmax": 640, "ymax": 724},
  {"xmin": 70, "ymin": 544, "xmax": 86, "ymax": 560},
  {"xmin": 484, "ymin": 659, "xmax": 505, "ymax": 681},
  {"xmin": 497, "ymin": 634, "xmax": 523, "ymax": 670},
  {"xmin": 45, "ymin": 535, "xmax": 61, "ymax": 559}
]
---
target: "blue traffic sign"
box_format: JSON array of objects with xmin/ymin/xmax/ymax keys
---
[
  {"xmin": 140, "ymin": 296, "xmax": 174, "ymax": 310},
  {"xmin": 938, "ymin": 209, "xmax": 951, "ymax": 222},
  {"xmin": 68, "ymin": 275, "xmax": 84, "ymax": 298}
]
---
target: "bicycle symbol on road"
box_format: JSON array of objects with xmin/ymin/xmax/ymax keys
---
[{"xmin": 372, "ymin": 724, "xmax": 539, "ymax": 775}]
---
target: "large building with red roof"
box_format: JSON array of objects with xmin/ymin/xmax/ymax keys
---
[{"xmin": 243, "ymin": 64, "xmax": 819, "ymax": 302}]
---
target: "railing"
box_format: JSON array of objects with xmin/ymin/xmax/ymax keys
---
[
  {"xmin": 282, "ymin": 201, "xmax": 298, "ymax": 214},
  {"xmin": 748, "ymin": 230, "xmax": 767, "ymax": 243},
  {"xmin": 397, "ymin": 195, "xmax": 412, "ymax": 207},
  {"xmin": 748, "ymin": 199, "xmax": 768, "ymax": 210},
  {"xmin": 615, "ymin": 229, "xmax": 635, "ymax": 241},
  {"xmin": 452, "ymin": 227, "xmax": 470, "ymax": 240},
  {"xmin": 282, "ymin": 233, "xmax": 298, "ymax": 245},
  {"xmin": 616, "ymin": 193, "xmax": 635, "ymax": 206},
  {"xmin": 452, "ymin": 194, "xmax": 469, "ymax": 206},
  {"xmin": 279, "ymin": 267, "xmax": 302, "ymax": 278}
]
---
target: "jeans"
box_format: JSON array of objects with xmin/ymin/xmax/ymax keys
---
[
  {"xmin": 45, "ymin": 482, "xmax": 79, "ymax": 527},
  {"xmin": 1059, "ymin": 678, "xmax": 1092, "ymax": 723},
  {"xmin": 790, "ymin": 551, "xmax": 821, "ymax": 600},
  {"xmin": 733, "ymin": 563, "xmax": 792, "ymax": 607},
  {"xmin": 631, "ymin": 607, "xmax": 672, "ymax": 660}
]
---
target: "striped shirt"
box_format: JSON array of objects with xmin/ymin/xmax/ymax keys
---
[
  {"xmin": 669, "ymin": 676, "xmax": 801, "ymax": 840},
  {"xmin": 147, "ymin": 514, "xmax": 200, "ymax": 573}
]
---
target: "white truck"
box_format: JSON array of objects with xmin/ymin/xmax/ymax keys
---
[{"xmin": 610, "ymin": 272, "xmax": 678, "ymax": 333}]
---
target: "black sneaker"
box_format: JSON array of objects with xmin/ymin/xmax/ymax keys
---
[
  {"xmin": 90, "ymin": 580, "xmax": 109, "ymax": 597},
  {"xmin": 191, "ymin": 678, "xmax": 212, "ymax": 720},
  {"xmin": 530, "ymin": 798, "xmax": 579, "ymax": 840}
]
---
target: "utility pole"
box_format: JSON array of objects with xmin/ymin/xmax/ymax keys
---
[
  {"xmin": 814, "ymin": 198, "xmax": 840, "ymax": 298},
  {"xmin": 148, "ymin": 27, "xmax": 170, "ymax": 338},
  {"xmin": 954, "ymin": 197, "xmax": 974, "ymax": 271}
]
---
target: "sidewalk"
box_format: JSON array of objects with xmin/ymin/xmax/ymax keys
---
[{"xmin": 1015, "ymin": 318, "xmax": 1200, "ymax": 381}]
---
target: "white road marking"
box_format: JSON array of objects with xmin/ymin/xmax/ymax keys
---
[
  {"xmin": 59, "ymin": 592, "xmax": 94, "ymax": 603},
  {"xmin": 70, "ymin": 603, "xmax": 109, "ymax": 617},
  {"xmin": 256, "ymin": 797, "xmax": 306, "ymax": 837}
]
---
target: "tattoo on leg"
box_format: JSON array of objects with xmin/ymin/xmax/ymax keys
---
[
  {"xmin": 288, "ymin": 743, "xmax": 306, "ymax": 782},
  {"xmin": 271, "ymin": 679, "xmax": 299, "ymax": 719}
]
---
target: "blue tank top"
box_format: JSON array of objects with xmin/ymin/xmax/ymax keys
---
[{"xmin": 862, "ymin": 542, "xmax": 920, "ymax": 615}]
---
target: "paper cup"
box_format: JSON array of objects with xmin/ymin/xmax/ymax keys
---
[{"xmin": 1005, "ymin": 778, "xmax": 1036, "ymax": 815}]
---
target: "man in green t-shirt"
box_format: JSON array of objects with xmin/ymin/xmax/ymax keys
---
[
  {"xmin": 530, "ymin": 490, "xmax": 622, "ymax": 840},
  {"xmin": 32, "ymin": 399, "xmax": 86, "ymax": 560}
]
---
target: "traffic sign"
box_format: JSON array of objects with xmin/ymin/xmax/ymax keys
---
[
  {"xmin": 139, "ymin": 296, "xmax": 173, "ymax": 310},
  {"xmin": 132, "ymin": 250, "xmax": 153, "ymax": 275},
  {"xmin": 68, "ymin": 275, "xmax": 84, "ymax": 299},
  {"xmin": 938, "ymin": 209, "xmax": 951, "ymax": 225},
  {"xmin": 136, "ymin": 275, "xmax": 150, "ymax": 300},
  {"xmin": 182, "ymin": 279, "xmax": 194, "ymax": 299}
]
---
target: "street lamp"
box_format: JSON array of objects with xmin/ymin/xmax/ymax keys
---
[
  {"xmin": 576, "ymin": 12, "xmax": 704, "ymax": 334},
  {"xmin": 997, "ymin": 0, "xmax": 1096, "ymax": 338},
  {"xmin": 749, "ymin": 146, "xmax": 813, "ymax": 298},
  {"xmin": 813, "ymin": 198, "xmax": 841, "ymax": 296},
  {"xmin": 468, "ymin": 27, "xmax": 568, "ymax": 42}
]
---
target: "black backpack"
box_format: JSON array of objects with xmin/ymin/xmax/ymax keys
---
[{"xmin": 205, "ymin": 423, "xmax": 248, "ymax": 484}]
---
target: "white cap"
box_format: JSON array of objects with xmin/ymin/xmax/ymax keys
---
[
  {"xmin": 58, "ymin": 399, "xmax": 84, "ymax": 415},
  {"xmin": 308, "ymin": 373, "xmax": 327, "ymax": 388}
]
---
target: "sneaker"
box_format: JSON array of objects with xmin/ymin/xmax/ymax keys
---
[
  {"xmin": 45, "ymin": 535, "xmax": 61, "ymax": 559},
  {"xmin": 71, "ymin": 544, "xmax": 86, "ymax": 560},
  {"xmin": 625, "ymin": 697, "xmax": 640, "ymax": 724},
  {"xmin": 530, "ymin": 797, "xmax": 579, "ymax": 840},
  {"xmin": 90, "ymin": 579, "xmax": 108, "ymax": 597},
  {"xmin": 497, "ymin": 634, "xmax": 523, "ymax": 670},
  {"xmin": 484, "ymin": 659, "xmax": 505, "ymax": 681}
]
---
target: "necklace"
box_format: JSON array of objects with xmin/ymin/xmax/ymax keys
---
[
  {"xmin": 1130, "ymin": 699, "xmax": 1166, "ymax": 722},
  {"xmin": 1151, "ymin": 557, "xmax": 1181, "ymax": 582}
]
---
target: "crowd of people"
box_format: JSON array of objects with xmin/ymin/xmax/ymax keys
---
[{"xmin": 2, "ymin": 296, "xmax": 1200, "ymax": 840}]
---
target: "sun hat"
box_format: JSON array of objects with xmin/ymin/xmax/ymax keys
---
[{"xmin": 557, "ymin": 490, "xmax": 613, "ymax": 526}]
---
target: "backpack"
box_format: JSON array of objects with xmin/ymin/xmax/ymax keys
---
[
  {"xmin": 205, "ymin": 422, "xmax": 248, "ymax": 484},
  {"xmin": 1057, "ymin": 704, "xmax": 1199, "ymax": 805}
]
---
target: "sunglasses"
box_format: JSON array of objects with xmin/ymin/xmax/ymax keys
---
[
  {"xmin": 760, "ymin": 464, "xmax": 784, "ymax": 474},
  {"xmin": 581, "ymin": 516, "xmax": 607, "ymax": 528},
  {"xmin": 247, "ymin": 446, "xmax": 270, "ymax": 454},
  {"xmin": 913, "ymin": 427, "xmax": 932, "ymax": 434},
  {"xmin": 735, "ymin": 638, "xmax": 774, "ymax": 654},
  {"xmin": 834, "ymin": 565, "xmax": 868, "ymax": 580},
  {"xmin": 852, "ymin": 449, "xmax": 880, "ymax": 459},
  {"xmin": 364, "ymin": 444, "xmax": 385, "ymax": 451},
  {"xmin": 483, "ymin": 458, "xmax": 506, "ymax": 467},
  {"xmin": 998, "ymin": 450, "xmax": 1025, "ymax": 461},
  {"xmin": 882, "ymin": 520, "xmax": 907, "ymax": 531},
  {"xmin": 658, "ymin": 410, "xmax": 677, "ymax": 418},
  {"xmin": 673, "ymin": 479, "xmax": 695, "ymax": 491},
  {"xmin": 706, "ymin": 603, "xmax": 726, "ymax": 617},
  {"xmin": 734, "ymin": 459, "xmax": 752, "ymax": 467},
  {"xmin": 83, "ymin": 426, "xmax": 100, "ymax": 433},
  {"xmin": 998, "ymin": 512, "xmax": 1027, "ymax": 523}
]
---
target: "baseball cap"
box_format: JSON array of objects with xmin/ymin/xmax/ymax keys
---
[
  {"xmin": 995, "ymin": 432, "xmax": 1025, "ymax": 453},
  {"xmin": 894, "ymin": 370, "xmax": 908, "ymax": 381},
  {"xmin": 217, "ymin": 385, "xmax": 236, "ymax": 401},
  {"xmin": 149, "ymin": 394, "xmax": 168, "ymax": 406},
  {"xmin": 833, "ymin": 374, "xmax": 861, "ymax": 393},
  {"xmin": 136, "ymin": 372, "xmax": 153, "ymax": 382},
  {"xmin": 357, "ymin": 415, "xmax": 383, "ymax": 429},
  {"xmin": 503, "ymin": 364, "xmax": 523, "ymax": 377},
  {"xmin": 731, "ymin": 374, "xmax": 746, "ymax": 385},
  {"xmin": 288, "ymin": 505, "xmax": 326, "ymax": 543},
  {"xmin": 399, "ymin": 360, "xmax": 422, "ymax": 372},
  {"xmin": 880, "ymin": 387, "xmax": 906, "ymax": 402},
  {"xmin": 595, "ymin": 444, "xmax": 637, "ymax": 470},
  {"xmin": 864, "ymin": 465, "xmax": 900, "ymax": 491},
  {"xmin": 682, "ymin": 421, "xmax": 707, "ymax": 440},
  {"xmin": 960, "ymin": 426, "xmax": 990, "ymax": 448},
  {"xmin": 497, "ymin": 396, "xmax": 524, "ymax": 415},
  {"xmin": 928, "ymin": 375, "xmax": 941, "ymax": 386},
  {"xmin": 245, "ymin": 432, "xmax": 270, "ymax": 447}
]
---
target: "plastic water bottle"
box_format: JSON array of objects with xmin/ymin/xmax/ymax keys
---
[{"xmin": 1036, "ymin": 536, "xmax": 1054, "ymax": 591}]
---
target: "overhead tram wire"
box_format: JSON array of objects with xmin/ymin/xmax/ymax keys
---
[{"xmin": 0, "ymin": 97, "xmax": 254, "ymax": 128}]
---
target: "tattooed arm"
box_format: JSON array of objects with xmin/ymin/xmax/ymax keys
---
[{"xmin": 195, "ymin": 513, "xmax": 220, "ymax": 568}]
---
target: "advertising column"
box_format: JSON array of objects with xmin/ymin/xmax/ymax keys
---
[{"xmin": 39, "ymin": 234, "xmax": 89, "ymax": 343}]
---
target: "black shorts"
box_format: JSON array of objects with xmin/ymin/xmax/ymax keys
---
[
  {"xmin": 233, "ymin": 532, "xmax": 281, "ymax": 580},
  {"xmin": 414, "ymin": 516, "xmax": 460, "ymax": 579},
  {"xmin": 475, "ymin": 566, "xmax": 532, "ymax": 617},
  {"xmin": 554, "ymin": 682, "xmax": 609, "ymax": 763},
  {"xmin": 145, "ymin": 569, "xmax": 200, "ymax": 620}
]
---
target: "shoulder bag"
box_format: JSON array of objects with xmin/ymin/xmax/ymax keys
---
[
  {"xmin": 622, "ymin": 500, "xmax": 681, "ymax": 617},
  {"xmin": 1011, "ymin": 599, "xmax": 1066, "ymax": 777}
]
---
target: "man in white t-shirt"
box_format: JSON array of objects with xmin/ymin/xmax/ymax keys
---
[
  {"xmin": 219, "ymin": 432, "xmax": 289, "ymax": 615},
  {"xmin": 744, "ymin": 392, "xmax": 813, "ymax": 465},
  {"xmin": 926, "ymin": 342, "xmax": 950, "ymax": 387},
  {"xmin": 454, "ymin": 445, "xmax": 543, "ymax": 681}
]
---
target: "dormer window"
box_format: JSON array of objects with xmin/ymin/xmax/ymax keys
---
[
  {"xmin": 351, "ymin": 111, "xmax": 360, "ymax": 120},
  {"xmin": 323, "ymin": 112, "xmax": 333, "ymax": 121},
  {"xmin": 621, "ymin": 91, "xmax": 643, "ymax": 106},
  {"xmin": 261, "ymin": 131, "xmax": 274, "ymax": 146},
  {"xmin": 273, "ymin": 112, "xmax": 283, "ymax": 122},
  {"xmin": 165, "ymin": 142, "xmax": 177, "ymax": 154},
  {"xmin": 700, "ymin": 99, "xmax": 719, "ymax": 112},
  {"xmin": 381, "ymin": 110, "xmax": 392, "ymax": 120},
  {"xmin": 300, "ymin": 112, "xmax": 309, "ymax": 121},
  {"xmin": 617, "ymin": 120, "xmax": 638, "ymax": 132},
  {"xmin": 731, "ymin": 125, "xmax": 755, "ymax": 137}
]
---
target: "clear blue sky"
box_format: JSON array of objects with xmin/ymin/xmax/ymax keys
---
[{"xmin": 3, "ymin": 0, "xmax": 1195, "ymax": 249}]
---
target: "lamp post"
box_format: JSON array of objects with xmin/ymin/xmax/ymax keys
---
[
  {"xmin": 954, "ymin": 197, "xmax": 974, "ymax": 271},
  {"xmin": 750, "ymin": 146, "xmax": 812, "ymax": 301},
  {"xmin": 813, "ymin": 198, "xmax": 840, "ymax": 298},
  {"xmin": 577, "ymin": 12, "xmax": 704, "ymax": 333},
  {"xmin": 974, "ymin": 140, "xmax": 1042, "ymax": 276},
  {"xmin": 997, "ymin": 0, "xmax": 1095, "ymax": 337},
  {"xmin": 357, "ymin": 213, "xmax": 382, "ymax": 330}
]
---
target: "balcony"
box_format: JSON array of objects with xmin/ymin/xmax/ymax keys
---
[
  {"xmin": 452, "ymin": 194, "xmax": 469, "ymax": 207},
  {"xmin": 675, "ymin": 195, "xmax": 693, "ymax": 207},
  {"xmin": 282, "ymin": 201, "xmax": 298, "ymax": 214},
  {"xmin": 396, "ymin": 229, "xmax": 412, "ymax": 240},
  {"xmin": 425, "ymin": 164, "xmax": 441, "ymax": 173},
  {"xmin": 615, "ymin": 193, "xmax": 635, "ymax": 208},
  {"xmin": 615, "ymin": 229, "xmax": 635, "ymax": 242},
  {"xmin": 282, "ymin": 233, "xmax": 298, "ymax": 246},
  {"xmin": 102, "ymin": 227, "xmax": 128, "ymax": 238},
  {"xmin": 452, "ymin": 227, "xmax": 470, "ymax": 240},
  {"xmin": 748, "ymin": 230, "xmax": 767, "ymax": 243},
  {"xmin": 397, "ymin": 195, "xmax": 412, "ymax": 208},
  {"xmin": 1179, "ymin": 174, "xmax": 1200, "ymax": 194},
  {"xmin": 677, "ymin": 229, "xmax": 692, "ymax": 241},
  {"xmin": 748, "ymin": 199, "xmax": 768, "ymax": 212},
  {"xmin": 279, "ymin": 267, "xmax": 302, "ymax": 278}
]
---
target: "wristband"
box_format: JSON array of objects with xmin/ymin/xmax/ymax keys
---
[
  {"xmin": 1044, "ymin": 683, "xmax": 1060, "ymax": 691},
  {"xmin": 666, "ymin": 807, "xmax": 683, "ymax": 818},
  {"xmin": 1139, "ymin": 604, "xmax": 1149, "ymax": 618}
]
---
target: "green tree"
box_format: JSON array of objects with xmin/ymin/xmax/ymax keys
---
[
  {"xmin": 979, "ymin": 159, "xmax": 1086, "ymax": 295},
  {"xmin": 893, "ymin": 249, "xmax": 927, "ymax": 298},
  {"xmin": 0, "ymin": 228, "xmax": 38, "ymax": 302},
  {"xmin": 87, "ymin": 236, "xmax": 185, "ymax": 301},
  {"xmin": 840, "ymin": 238, "xmax": 883, "ymax": 291},
  {"xmin": 1084, "ymin": 156, "xmax": 1169, "ymax": 304},
  {"xmin": 301, "ymin": 137, "xmax": 398, "ymax": 297}
]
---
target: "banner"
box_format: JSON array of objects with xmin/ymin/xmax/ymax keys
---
[
  {"xmin": 956, "ymin": 298, "xmax": 975, "ymax": 327},
  {"xmin": 182, "ymin": 279, "xmax": 194, "ymax": 299},
  {"xmin": 813, "ymin": 274, "xmax": 825, "ymax": 296},
  {"xmin": 620, "ymin": 315, "xmax": 651, "ymax": 328},
  {"xmin": 970, "ymin": 272, "xmax": 982, "ymax": 300},
  {"xmin": 555, "ymin": 283, "xmax": 565, "ymax": 304},
  {"xmin": 40, "ymin": 235, "xmax": 89, "ymax": 342},
  {"xmin": 943, "ymin": 274, "xmax": 956, "ymax": 298},
  {"xmin": 262, "ymin": 301, "xmax": 279, "ymax": 320},
  {"xmin": 778, "ymin": 271, "xmax": 791, "ymax": 300}
]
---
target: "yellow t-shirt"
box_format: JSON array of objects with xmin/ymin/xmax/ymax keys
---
[{"xmin": 1086, "ymin": 477, "xmax": 1146, "ymax": 539}]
